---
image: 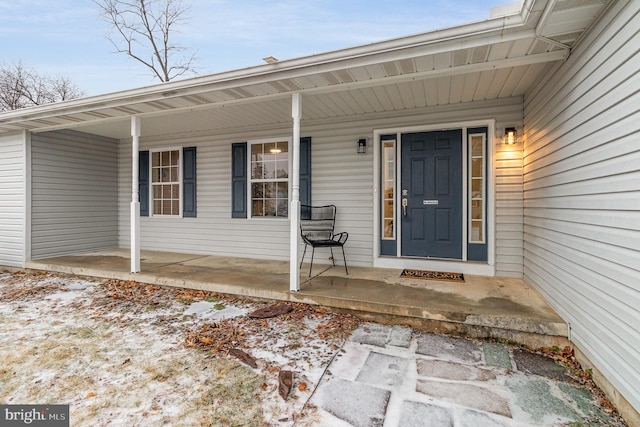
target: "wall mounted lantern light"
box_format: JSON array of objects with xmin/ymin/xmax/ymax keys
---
[
  {"xmin": 357, "ymin": 138, "xmax": 367, "ymax": 154},
  {"xmin": 503, "ymin": 127, "xmax": 517, "ymax": 144}
]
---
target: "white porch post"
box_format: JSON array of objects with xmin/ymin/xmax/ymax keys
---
[
  {"xmin": 130, "ymin": 116, "xmax": 141, "ymax": 273},
  {"xmin": 289, "ymin": 93, "xmax": 301, "ymax": 292}
]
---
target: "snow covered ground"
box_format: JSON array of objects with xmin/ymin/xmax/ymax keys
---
[{"xmin": 0, "ymin": 271, "xmax": 359, "ymax": 426}]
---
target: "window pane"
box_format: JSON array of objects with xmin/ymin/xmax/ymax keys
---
[
  {"xmin": 162, "ymin": 185, "xmax": 171, "ymax": 198},
  {"xmin": 264, "ymin": 199, "xmax": 276, "ymax": 216},
  {"xmin": 384, "ymin": 219, "xmax": 394, "ymax": 238},
  {"xmin": 472, "ymin": 179, "xmax": 483, "ymax": 198},
  {"xmin": 276, "ymin": 182, "xmax": 288, "ymax": 198},
  {"xmin": 471, "ymin": 221, "xmax": 483, "ymax": 241},
  {"xmin": 264, "ymin": 142, "xmax": 276, "ymax": 156},
  {"xmin": 171, "ymin": 200, "xmax": 179, "ymax": 215},
  {"xmin": 152, "ymin": 168, "xmax": 160, "ymax": 183},
  {"xmin": 252, "ymin": 199, "xmax": 264, "ymax": 217},
  {"xmin": 152, "ymin": 152, "xmax": 160, "ymax": 167},
  {"xmin": 251, "ymin": 162, "xmax": 263, "ymax": 179},
  {"xmin": 472, "ymin": 158, "xmax": 483, "ymax": 177},
  {"xmin": 264, "ymin": 182, "xmax": 275, "ymax": 198},
  {"xmin": 472, "ymin": 136, "xmax": 483, "ymax": 156},
  {"xmin": 172, "ymin": 184, "xmax": 179, "ymax": 199},
  {"xmin": 276, "ymin": 160, "xmax": 288, "ymax": 178},
  {"xmin": 277, "ymin": 199, "xmax": 288, "ymax": 217},
  {"xmin": 385, "ymin": 162, "xmax": 394, "ymax": 181},
  {"xmin": 384, "ymin": 200, "xmax": 394, "ymax": 217},
  {"xmin": 170, "ymin": 150, "xmax": 179, "ymax": 166},
  {"xmin": 252, "ymin": 183, "xmax": 263, "ymax": 198},
  {"xmin": 472, "ymin": 200, "xmax": 483, "ymax": 219},
  {"xmin": 161, "ymin": 151, "xmax": 170, "ymax": 166},
  {"xmin": 263, "ymin": 161, "xmax": 276, "ymax": 179},
  {"xmin": 251, "ymin": 143, "xmax": 263, "ymax": 162},
  {"xmin": 163, "ymin": 200, "xmax": 171, "ymax": 214},
  {"xmin": 170, "ymin": 166, "xmax": 179, "ymax": 182},
  {"xmin": 153, "ymin": 186, "xmax": 161, "ymax": 198},
  {"xmin": 383, "ymin": 144, "xmax": 395, "ymax": 162},
  {"xmin": 154, "ymin": 200, "xmax": 162, "ymax": 215}
]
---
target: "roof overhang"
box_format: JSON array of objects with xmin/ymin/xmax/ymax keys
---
[{"xmin": 0, "ymin": 0, "xmax": 609, "ymax": 140}]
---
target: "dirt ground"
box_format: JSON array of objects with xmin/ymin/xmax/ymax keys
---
[{"xmin": 0, "ymin": 270, "xmax": 360, "ymax": 426}]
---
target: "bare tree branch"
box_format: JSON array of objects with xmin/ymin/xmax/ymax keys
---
[
  {"xmin": 94, "ymin": 0, "xmax": 197, "ymax": 82},
  {"xmin": 0, "ymin": 61, "xmax": 84, "ymax": 112}
]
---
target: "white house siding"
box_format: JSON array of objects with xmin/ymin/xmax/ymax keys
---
[
  {"xmin": 0, "ymin": 132, "xmax": 27, "ymax": 267},
  {"xmin": 523, "ymin": 1, "xmax": 640, "ymax": 414},
  {"xmin": 31, "ymin": 130, "xmax": 119, "ymax": 259},
  {"xmin": 118, "ymin": 97, "xmax": 524, "ymax": 274}
]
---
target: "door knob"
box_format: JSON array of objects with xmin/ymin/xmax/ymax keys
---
[{"xmin": 402, "ymin": 198, "xmax": 408, "ymax": 216}]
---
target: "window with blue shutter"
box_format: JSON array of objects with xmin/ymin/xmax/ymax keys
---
[
  {"xmin": 138, "ymin": 146, "xmax": 196, "ymax": 217},
  {"xmin": 231, "ymin": 138, "xmax": 311, "ymax": 218}
]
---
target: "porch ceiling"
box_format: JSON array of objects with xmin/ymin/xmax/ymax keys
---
[{"xmin": 0, "ymin": 0, "xmax": 608, "ymax": 140}]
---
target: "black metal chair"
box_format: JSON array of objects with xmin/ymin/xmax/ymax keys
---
[{"xmin": 300, "ymin": 204, "xmax": 349, "ymax": 277}]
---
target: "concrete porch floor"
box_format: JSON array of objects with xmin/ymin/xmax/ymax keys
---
[{"xmin": 25, "ymin": 249, "xmax": 568, "ymax": 349}]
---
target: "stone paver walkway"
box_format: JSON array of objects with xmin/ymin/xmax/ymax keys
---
[{"xmin": 311, "ymin": 323, "xmax": 622, "ymax": 426}]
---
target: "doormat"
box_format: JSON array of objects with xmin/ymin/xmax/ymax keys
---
[{"xmin": 400, "ymin": 269, "xmax": 465, "ymax": 282}]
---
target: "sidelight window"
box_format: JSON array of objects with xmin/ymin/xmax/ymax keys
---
[
  {"xmin": 382, "ymin": 139, "xmax": 396, "ymax": 239},
  {"xmin": 468, "ymin": 133, "xmax": 485, "ymax": 243}
]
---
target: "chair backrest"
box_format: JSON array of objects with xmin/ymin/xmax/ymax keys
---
[{"xmin": 300, "ymin": 205, "xmax": 336, "ymax": 241}]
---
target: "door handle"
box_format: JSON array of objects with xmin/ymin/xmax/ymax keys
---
[{"xmin": 402, "ymin": 198, "xmax": 408, "ymax": 216}]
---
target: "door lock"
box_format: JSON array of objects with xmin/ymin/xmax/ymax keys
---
[{"xmin": 402, "ymin": 198, "xmax": 408, "ymax": 216}]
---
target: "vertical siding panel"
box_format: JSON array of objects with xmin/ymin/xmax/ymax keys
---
[
  {"xmin": 117, "ymin": 97, "xmax": 524, "ymax": 273},
  {"xmin": 31, "ymin": 130, "xmax": 119, "ymax": 258},
  {"xmin": 0, "ymin": 133, "xmax": 26, "ymax": 267},
  {"xmin": 523, "ymin": 1, "xmax": 640, "ymax": 414}
]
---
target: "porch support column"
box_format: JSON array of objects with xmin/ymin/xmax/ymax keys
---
[
  {"xmin": 289, "ymin": 93, "xmax": 301, "ymax": 292},
  {"xmin": 130, "ymin": 116, "xmax": 141, "ymax": 273}
]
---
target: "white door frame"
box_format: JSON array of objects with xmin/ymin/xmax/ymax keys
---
[{"xmin": 372, "ymin": 119, "xmax": 496, "ymax": 276}]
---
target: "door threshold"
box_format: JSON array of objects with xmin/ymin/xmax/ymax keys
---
[{"xmin": 374, "ymin": 257, "xmax": 494, "ymax": 276}]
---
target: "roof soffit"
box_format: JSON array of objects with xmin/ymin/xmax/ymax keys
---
[{"xmin": 0, "ymin": 0, "xmax": 609, "ymax": 136}]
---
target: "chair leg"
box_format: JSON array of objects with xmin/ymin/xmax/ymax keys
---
[
  {"xmin": 341, "ymin": 246, "xmax": 348, "ymax": 275},
  {"xmin": 300, "ymin": 244, "xmax": 308, "ymax": 270},
  {"xmin": 329, "ymin": 248, "xmax": 336, "ymax": 267},
  {"xmin": 309, "ymin": 247, "xmax": 315, "ymax": 277}
]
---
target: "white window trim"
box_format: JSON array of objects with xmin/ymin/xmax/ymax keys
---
[
  {"xmin": 247, "ymin": 137, "xmax": 292, "ymax": 220},
  {"xmin": 149, "ymin": 146, "xmax": 183, "ymax": 218}
]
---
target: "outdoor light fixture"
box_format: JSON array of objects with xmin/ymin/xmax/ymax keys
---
[
  {"xmin": 503, "ymin": 127, "xmax": 517, "ymax": 144},
  {"xmin": 357, "ymin": 138, "xmax": 367, "ymax": 154}
]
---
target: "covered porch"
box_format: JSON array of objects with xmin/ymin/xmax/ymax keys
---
[{"xmin": 25, "ymin": 248, "xmax": 568, "ymax": 349}]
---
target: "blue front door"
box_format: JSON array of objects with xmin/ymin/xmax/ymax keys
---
[{"xmin": 401, "ymin": 130, "xmax": 463, "ymax": 258}]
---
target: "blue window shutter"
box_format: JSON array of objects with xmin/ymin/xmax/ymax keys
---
[
  {"xmin": 231, "ymin": 142, "xmax": 247, "ymax": 218},
  {"xmin": 299, "ymin": 137, "xmax": 312, "ymax": 206},
  {"xmin": 183, "ymin": 146, "xmax": 197, "ymax": 217},
  {"xmin": 139, "ymin": 150, "xmax": 149, "ymax": 217}
]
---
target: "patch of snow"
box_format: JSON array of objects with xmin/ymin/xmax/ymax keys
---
[{"xmin": 182, "ymin": 300, "xmax": 247, "ymax": 321}]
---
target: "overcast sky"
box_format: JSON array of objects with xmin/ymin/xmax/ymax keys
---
[{"xmin": 0, "ymin": 0, "xmax": 508, "ymax": 96}]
